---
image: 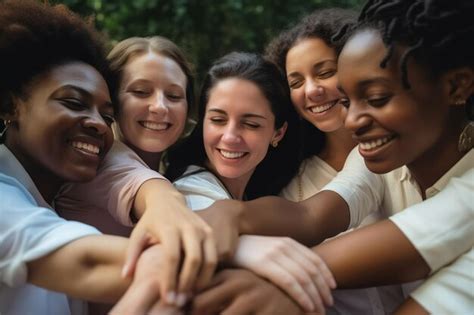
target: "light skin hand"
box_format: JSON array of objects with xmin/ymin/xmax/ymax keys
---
[
  {"xmin": 123, "ymin": 179, "xmax": 218, "ymax": 306},
  {"xmin": 190, "ymin": 269, "xmax": 310, "ymax": 315},
  {"xmin": 111, "ymin": 245, "xmax": 183, "ymax": 315},
  {"xmin": 232, "ymin": 235, "xmax": 336, "ymax": 314},
  {"xmin": 197, "ymin": 199, "xmax": 242, "ymax": 262}
]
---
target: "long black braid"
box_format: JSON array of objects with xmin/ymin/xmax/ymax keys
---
[{"xmin": 356, "ymin": 0, "xmax": 474, "ymax": 91}]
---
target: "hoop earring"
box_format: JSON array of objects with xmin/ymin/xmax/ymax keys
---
[
  {"xmin": 458, "ymin": 122, "xmax": 473, "ymax": 153},
  {"xmin": 271, "ymin": 140, "xmax": 279, "ymax": 148}
]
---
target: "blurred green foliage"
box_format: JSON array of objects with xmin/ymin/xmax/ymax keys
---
[{"xmin": 54, "ymin": 0, "xmax": 364, "ymax": 85}]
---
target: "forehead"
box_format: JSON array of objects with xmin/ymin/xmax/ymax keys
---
[
  {"xmin": 122, "ymin": 52, "xmax": 187, "ymax": 86},
  {"xmin": 33, "ymin": 62, "xmax": 110, "ymax": 101},
  {"xmin": 207, "ymin": 78, "xmax": 273, "ymax": 115},
  {"xmin": 286, "ymin": 37, "xmax": 336, "ymax": 71}
]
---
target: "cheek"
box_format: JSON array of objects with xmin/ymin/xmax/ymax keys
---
[{"xmin": 290, "ymin": 89, "xmax": 305, "ymax": 109}]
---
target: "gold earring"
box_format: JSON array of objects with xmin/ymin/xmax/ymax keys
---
[
  {"xmin": 271, "ymin": 140, "xmax": 278, "ymax": 148},
  {"xmin": 458, "ymin": 122, "xmax": 473, "ymax": 153}
]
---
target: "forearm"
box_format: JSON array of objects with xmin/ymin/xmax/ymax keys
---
[
  {"xmin": 213, "ymin": 190, "xmax": 349, "ymax": 246},
  {"xmin": 313, "ymin": 220, "xmax": 430, "ymax": 288},
  {"xmin": 28, "ymin": 235, "xmax": 131, "ymax": 303},
  {"xmin": 133, "ymin": 178, "xmax": 188, "ymax": 219}
]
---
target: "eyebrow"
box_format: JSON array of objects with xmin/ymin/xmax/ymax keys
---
[
  {"xmin": 61, "ymin": 85, "xmax": 113, "ymax": 109},
  {"xmin": 357, "ymin": 77, "xmax": 392, "ymax": 89},
  {"xmin": 207, "ymin": 108, "xmax": 267, "ymax": 119},
  {"xmin": 287, "ymin": 59, "xmax": 336, "ymax": 78}
]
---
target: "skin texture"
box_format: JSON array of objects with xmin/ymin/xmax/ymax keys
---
[
  {"xmin": 117, "ymin": 52, "xmax": 188, "ymax": 165},
  {"xmin": 203, "ymin": 78, "xmax": 286, "ymax": 200},
  {"xmin": 6, "ymin": 62, "xmax": 114, "ymax": 202},
  {"xmin": 286, "ymin": 37, "xmax": 346, "ymax": 133},
  {"xmin": 113, "ymin": 51, "xmax": 217, "ymax": 304},
  {"xmin": 338, "ymin": 29, "xmax": 465, "ymax": 192}
]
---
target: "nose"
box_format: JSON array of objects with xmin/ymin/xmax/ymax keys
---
[
  {"xmin": 221, "ymin": 123, "xmax": 242, "ymax": 144},
  {"xmin": 149, "ymin": 92, "xmax": 168, "ymax": 115},
  {"xmin": 305, "ymin": 78, "xmax": 324, "ymax": 102},
  {"xmin": 82, "ymin": 109, "xmax": 109, "ymax": 135},
  {"xmin": 344, "ymin": 102, "xmax": 372, "ymax": 136}
]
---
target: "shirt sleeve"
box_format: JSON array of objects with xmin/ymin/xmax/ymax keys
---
[
  {"xmin": 389, "ymin": 169, "xmax": 474, "ymax": 273},
  {"xmin": 410, "ymin": 248, "xmax": 474, "ymax": 314},
  {"xmin": 0, "ymin": 179, "xmax": 100, "ymax": 287},
  {"xmin": 174, "ymin": 171, "xmax": 230, "ymax": 211},
  {"xmin": 57, "ymin": 141, "xmax": 167, "ymax": 226},
  {"xmin": 322, "ymin": 148, "xmax": 385, "ymax": 229}
]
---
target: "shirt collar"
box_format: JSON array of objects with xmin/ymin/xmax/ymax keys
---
[
  {"xmin": 0, "ymin": 144, "xmax": 51, "ymax": 208},
  {"xmin": 426, "ymin": 149, "xmax": 474, "ymax": 198}
]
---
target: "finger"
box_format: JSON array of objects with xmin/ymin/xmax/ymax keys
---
[
  {"xmin": 191, "ymin": 270, "xmax": 241, "ymax": 315},
  {"xmin": 177, "ymin": 229, "xmax": 202, "ymax": 295},
  {"xmin": 148, "ymin": 301, "xmax": 184, "ymax": 315},
  {"xmin": 123, "ymin": 228, "xmax": 150, "ymax": 278},
  {"xmin": 293, "ymin": 241, "xmax": 337, "ymax": 289},
  {"xmin": 160, "ymin": 228, "xmax": 181, "ymax": 305},
  {"xmin": 110, "ymin": 281, "xmax": 159, "ymax": 315},
  {"xmin": 195, "ymin": 233, "xmax": 218, "ymax": 290},
  {"xmin": 284, "ymin": 241, "xmax": 334, "ymax": 307},
  {"xmin": 259, "ymin": 260, "xmax": 315, "ymax": 312}
]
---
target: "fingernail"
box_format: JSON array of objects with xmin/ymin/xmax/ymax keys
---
[
  {"xmin": 331, "ymin": 278, "xmax": 337, "ymax": 289},
  {"xmin": 166, "ymin": 291, "xmax": 177, "ymax": 304},
  {"xmin": 176, "ymin": 293, "xmax": 187, "ymax": 307}
]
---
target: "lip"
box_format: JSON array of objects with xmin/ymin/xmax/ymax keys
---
[
  {"xmin": 356, "ymin": 134, "xmax": 396, "ymax": 159},
  {"xmin": 139, "ymin": 120, "xmax": 171, "ymax": 132},
  {"xmin": 306, "ymin": 99, "xmax": 338, "ymax": 114}
]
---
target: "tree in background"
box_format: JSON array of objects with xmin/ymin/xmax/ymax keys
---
[{"xmin": 54, "ymin": 0, "xmax": 363, "ymax": 87}]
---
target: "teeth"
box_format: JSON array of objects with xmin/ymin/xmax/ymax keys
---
[
  {"xmin": 359, "ymin": 136, "xmax": 393, "ymax": 151},
  {"xmin": 308, "ymin": 101, "xmax": 337, "ymax": 114},
  {"xmin": 142, "ymin": 121, "xmax": 168, "ymax": 131},
  {"xmin": 219, "ymin": 150, "xmax": 245, "ymax": 159},
  {"xmin": 71, "ymin": 141, "xmax": 100, "ymax": 155}
]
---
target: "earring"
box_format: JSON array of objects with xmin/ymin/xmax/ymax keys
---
[
  {"xmin": 271, "ymin": 140, "xmax": 279, "ymax": 148},
  {"xmin": 458, "ymin": 122, "xmax": 474, "ymax": 153},
  {"xmin": 455, "ymin": 99, "xmax": 466, "ymax": 105}
]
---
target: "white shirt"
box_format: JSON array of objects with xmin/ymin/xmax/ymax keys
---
[
  {"xmin": 173, "ymin": 165, "xmax": 231, "ymax": 211},
  {"xmin": 325, "ymin": 147, "xmax": 474, "ymax": 313},
  {"xmin": 0, "ymin": 145, "xmax": 100, "ymax": 315},
  {"xmin": 281, "ymin": 155, "xmax": 401, "ymax": 315}
]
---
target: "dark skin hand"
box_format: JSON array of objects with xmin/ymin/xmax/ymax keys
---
[{"xmin": 189, "ymin": 269, "xmax": 318, "ymax": 315}]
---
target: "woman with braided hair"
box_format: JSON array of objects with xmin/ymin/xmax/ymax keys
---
[{"xmin": 195, "ymin": 0, "xmax": 473, "ymax": 313}]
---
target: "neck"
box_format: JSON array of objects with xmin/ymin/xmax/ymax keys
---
[
  {"xmin": 318, "ymin": 127, "xmax": 356, "ymax": 171},
  {"xmin": 122, "ymin": 140, "xmax": 162, "ymax": 172},
  {"xmin": 6, "ymin": 141, "xmax": 62, "ymax": 204},
  {"xmin": 205, "ymin": 160, "xmax": 252, "ymax": 200},
  {"xmin": 408, "ymin": 114, "xmax": 468, "ymax": 196}
]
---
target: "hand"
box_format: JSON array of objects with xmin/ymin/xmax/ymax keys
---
[
  {"xmin": 198, "ymin": 199, "xmax": 243, "ymax": 262},
  {"xmin": 233, "ymin": 235, "xmax": 335, "ymax": 313},
  {"xmin": 190, "ymin": 269, "xmax": 311, "ymax": 315},
  {"xmin": 122, "ymin": 180, "xmax": 217, "ymax": 306},
  {"xmin": 111, "ymin": 245, "xmax": 166, "ymax": 314}
]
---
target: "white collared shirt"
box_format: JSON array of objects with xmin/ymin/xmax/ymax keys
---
[{"xmin": 0, "ymin": 144, "xmax": 100, "ymax": 315}]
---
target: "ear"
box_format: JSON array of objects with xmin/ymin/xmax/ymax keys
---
[
  {"xmin": 271, "ymin": 121, "xmax": 288, "ymax": 145},
  {"xmin": 445, "ymin": 67, "xmax": 474, "ymax": 106}
]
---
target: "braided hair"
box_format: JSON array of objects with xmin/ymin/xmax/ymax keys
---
[{"xmin": 356, "ymin": 0, "xmax": 474, "ymax": 95}]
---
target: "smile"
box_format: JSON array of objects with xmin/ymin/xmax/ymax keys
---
[
  {"xmin": 218, "ymin": 149, "xmax": 246, "ymax": 159},
  {"xmin": 71, "ymin": 141, "xmax": 100, "ymax": 155},
  {"xmin": 359, "ymin": 135, "xmax": 395, "ymax": 151},
  {"xmin": 140, "ymin": 121, "xmax": 170, "ymax": 131},
  {"xmin": 308, "ymin": 100, "xmax": 338, "ymax": 114}
]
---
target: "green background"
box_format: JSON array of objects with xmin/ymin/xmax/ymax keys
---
[{"xmin": 55, "ymin": 0, "xmax": 364, "ymax": 85}]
